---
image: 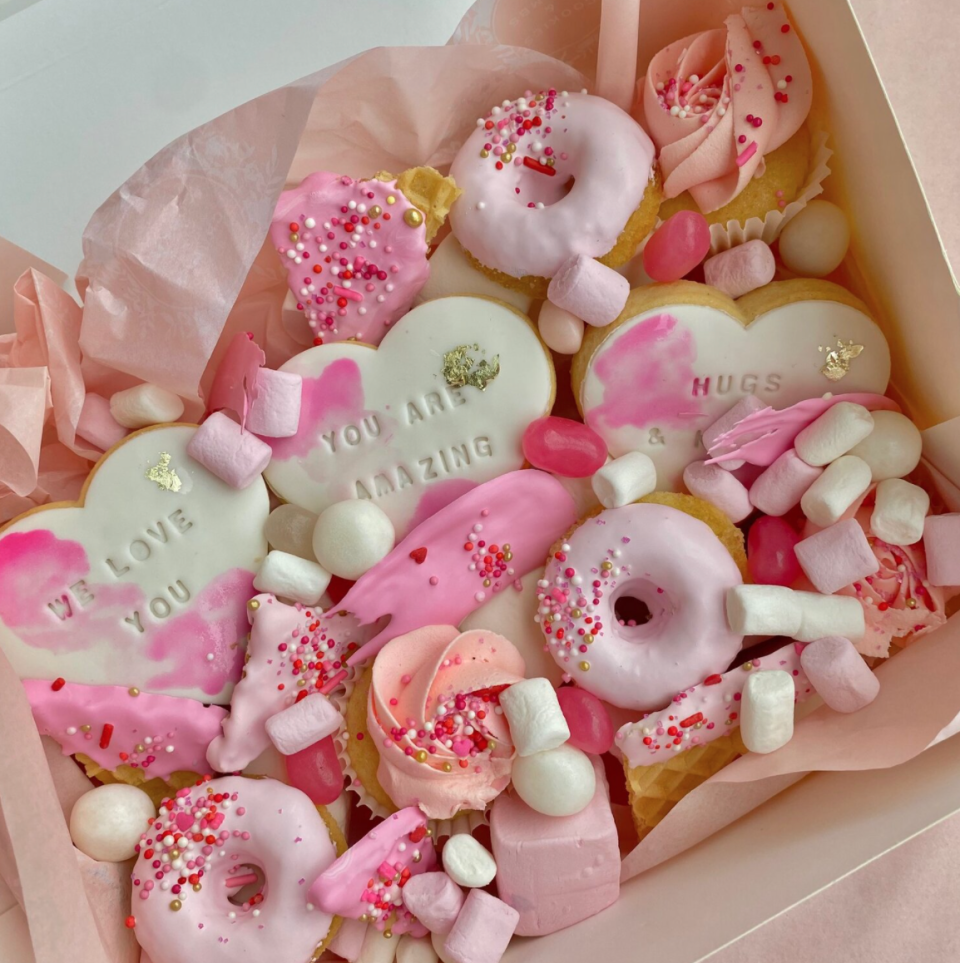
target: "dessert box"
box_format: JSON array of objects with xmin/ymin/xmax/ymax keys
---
[{"xmin": 2, "ymin": 0, "xmax": 960, "ymax": 960}]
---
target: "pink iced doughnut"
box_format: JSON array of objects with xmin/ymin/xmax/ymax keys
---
[
  {"xmin": 449, "ymin": 90, "xmax": 656, "ymax": 281},
  {"xmin": 131, "ymin": 776, "xmax": 340, "ymax": 963},
  {"xmin": 538, "ymin": 503, "xmax": 744, "ymax": 711}
]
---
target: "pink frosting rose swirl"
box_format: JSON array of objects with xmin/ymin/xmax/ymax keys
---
[
  {"xmin": 368, "ymin": 625, "xmax": 525, "ymax": 819},
  {"xmin": 642, "ymin": 2, "xmax": 813, "ymax": 213}
]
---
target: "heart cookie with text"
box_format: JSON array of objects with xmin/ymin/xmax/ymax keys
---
[
  {"xmin": 0, "ymin": 426, "xmax": 269, "ymax": 703},
  {"xmin": 573, "ymin": 279, "xmax": 891, "ymax": 490},
  {"xmin": 263, "ymin": 296, "xmax": 555, "ymax": 537}
]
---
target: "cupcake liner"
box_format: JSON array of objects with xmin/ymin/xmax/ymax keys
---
[{"xmin": 432, "ymin": 808, "xmax": 488, "ymax": 841}]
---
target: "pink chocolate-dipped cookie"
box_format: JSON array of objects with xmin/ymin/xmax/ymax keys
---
[{"xmin": 270, "ymin": 173, "xmax": 430, "ymax": 346}]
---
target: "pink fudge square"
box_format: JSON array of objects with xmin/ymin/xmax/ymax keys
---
[
  {"xmin": 923, "ymin": 514, "xmax": 960, "ymax": 586},
  {"xmin": 794, "ymin": 518, "xmax": 879, "ymax": 595},
  {"xmin": 443, "ymin": 889, "xmax": 519, "ymax": 963}
]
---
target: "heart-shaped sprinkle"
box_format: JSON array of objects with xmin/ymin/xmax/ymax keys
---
[{"xmin": 409, "ymin": 547, "xmax": 427, "ymax": 564}]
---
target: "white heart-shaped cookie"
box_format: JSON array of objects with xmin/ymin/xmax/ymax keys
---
[
  {"xmin": 263, "ymin": 296, "xmax": 554, "ymax": 537},
  {"xmin": 0, "ymin": 426, "xmax": 269, "ymax": 703},
  {"xmin": 574, "ymin": 280, "xmax": 891, "ymax": 488}
]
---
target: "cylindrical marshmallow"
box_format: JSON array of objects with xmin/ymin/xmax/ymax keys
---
[
  {"xmin": 870, "ymin": 478, "xmax": 929, "ymax": 546},
  {"xmin": 591, "ymin": 451, "xmax": 656, "ymax": 509},
  {"xmin": 726, "ymin": 585, "xmax": 802, "ymax": 637},
  {"xmin": 793, "ymin": 519, "xmax": 879, "ymax": 595},
  {"xmin": 312, "ymin": 499, "xmax": 395, "ymax": 580},
  {"xmin": 740, "ymin": 670, "xmax": 795, "ymax": 753},
  {"xmin": 253, "ymin": 549, "xmax": 330, "ymax": 604},
  {"xmin": 442, "ymin": 890, "xmax": 520, "ymax": 963},
  {"xmin": 546, "ymin": 254, "xmax": 629, "ymax": 327},
  {"xmin": 749, "ymin": 449, "xmax": 823, "ymax": 516},
  {"xmin": 69, "ymin": 784, "xmax": 156, "ymax": 862},
  {"xmin": 847, "ymin": 410, "xmax": 923, "ymax": 481},
  {"xmin": 499, "ymin": 678, "xmax": 570, "ymax": 757},
  {"xmin": 701, "ymin": 394, "xmax": 766, "ymax": 471},
  {"xmin": 329, "ymin": 918, "xmax": 368, "ymax": 962},
  {"xmin": 76, "ymin": 392, "xmax": 129, "ymax": 451},
  {"xmin": 264, "ymin": 504, "xmax": 320, "ymax": 560},
  {"xmin": 800, "ymin": 455, "xmax": 873, "ymax": 527},
  {"xmin": 358, "ymin": 923, "xmax": 400, "ymax": 963},
  {"xmin": 800, "ymin": 637, "xmax": 880, "ymax": 713},
  {"xmin": 537, "ymin": 301, "xmax": 584, "ymax": 355},
  {"xmin": 109, "ymin": 382, "xmax": 184, "ymax": 429},
  {"xmin": 794, "ymin": 402, "xmax": 875, "ymax": 467},
  {"xmin": 246, "ymin": 368, "xmax": 303, "ymax": 438},
  {"xmin": 397, "ymin": 935, "xmax": 440, "ymax": 963},
  {"xmin": 702, "ymin": 239, "xmax": 777, "ymax": 299},
  {"xmin": 793, "ymin": 591, "xmax": 866, "ymax": 642},
  {"xmin": 264, "ymin": 694, "xmax": 341, "ymax": 755},
  {"xmin": 683, "ymin": 460, "xmax": 753, "ymax": 522},
  {"xmin": 186, "ymin": 411, "xmax": 272, "ymax": 489},
  {"xmin": 403, "ymin": 872, "xmax": 465, "ymax": 936},
  {"xmin": 510, "ymin": 744, "xmax": 596, "ymax": 817},
  {"xmin": 442, "ymin": 834, "xmax": 497, "ymax": 889},
  {"xmin": 923, "ymin": 515, "xmax": 960, "ymax": 587}
]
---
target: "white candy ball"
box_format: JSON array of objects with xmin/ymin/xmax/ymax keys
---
[
  {"xmin": 848, "ymin": 410, "xmax": 923, "ymax": 481},
  {"xmin": 69, "ymin": 784, "xmax": 156, "ymax": 862},
  {"xmin": 510, "ymin": 744, "xmax": 596, "ymax": 817},
  {"xmin": 312, "ymin": 499, "xmax": 395, "ymax": 580},
  {"xmin": 778, "ymin": 200, "xmax": 851, "ymax": 277},
  {"xmin": 441, "ymin": 833, "xmax": 497, "ymax": 888},
  {"xmin": 537, "ymin": 301, "xmax": 584, "ymax": 355},
  {"xmin": 264, "ymin": 503, "xmax": 319, "ymax": 560}
]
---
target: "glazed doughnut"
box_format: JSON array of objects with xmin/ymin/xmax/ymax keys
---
[
  {"xmin": 449, "ymin": 89, "xmax": 660, "ymax": 297},
  {"xmin": 537, "ymin": 500, "xmax": 744, "ymax": 711},
  {"xmin": 131, "ymin": 775, "xmax": 343, "ymax": 963}
]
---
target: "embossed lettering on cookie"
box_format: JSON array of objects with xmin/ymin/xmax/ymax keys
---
[
  {"xmin": 0, "ymin": 425, "xmax": 269, "ymax": 703},
  {"xmin": 262, "ymin": 295, "xmax": 556, "ymax": 540}
]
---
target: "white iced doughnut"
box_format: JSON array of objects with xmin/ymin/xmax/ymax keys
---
[
  {"xmin": 69, "ymin": 784, "xmax": 156, "ymax": 862},
  {"xmin": 312, "ymin": 499, "xmax": 395, "ymax": 580}
]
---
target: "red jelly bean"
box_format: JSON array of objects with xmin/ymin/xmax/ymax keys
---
[
  {"xmin": 284, "ymin": 735, "xmax": 344, "ymax": 805},
  {"xmin": 556, "ymin": 686, "xmax": 615, "ymax": 754},
  {"xmin": 642, "ymin": 210, "xmax": 712, "ymax": 282},
  {"xmin": 747, "ymin": 515, "xmax": 802, "ymax": 586},
  {"xmin": 521, "ymin": 416, "xmax": 607, "ymax": 478}
]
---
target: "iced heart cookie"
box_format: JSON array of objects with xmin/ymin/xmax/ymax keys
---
[
  {"xmin": 0, "ymin": 426, "xmax": 269, "ymax": 703},
  {"xmin": 573, "ymin": 279, "xmax": 891, "ymax": 489},
  {"xmin": 263, "ymin": 295, "xmax": 555, "ymax": 538}
]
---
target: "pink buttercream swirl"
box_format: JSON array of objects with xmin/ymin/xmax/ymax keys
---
[
  {"xmin": 368, "ymin": 626, "xmax": 526, "ymax": 819},
  {"xmin": 642, "ymin": 2, "xmax": 813, "ymax": 212}
]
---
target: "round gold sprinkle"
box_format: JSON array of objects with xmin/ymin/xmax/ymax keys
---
[
  {"xmin": 741, "ymin": 661, "xmax": 754, "ymax": 671},
  {"xmin": 248, "ymin": 599, "xmax": 260, "ymax": 611},
  {"xmin": 169, "ymin": 900, "xmax": 182, "ymax": 912},
  {"xmin": 584, "ymin": 634, "xmax": 595, "ymax": 644},
  {"xmin": 289, "ymin": 232, "xmax": 299, "ymax": 243},
  {"xmin": 413, "ymin": 851, "xmax": 422, "ymax": 863},
  {"xmin": 579, "ymin": 661, "xmax": 591, "ymax": 672},
  {"xmin": 80, "ymin": 725, "xmax": 91, "ymax": 733},
  {"xmin": 128, "ymin": 687, "xmax": 140, "ymax": 697},
  {"xmin": 369, "ymin": 205, "xmax": 382, "ymax": 218},
  {"xmin": 504, "ymin": 552, "xmax": 513, "ymax": 562},
  {"xmin": 193, "ymin": 884, "xmax": 202, "ymax": 892},
  {"xmin": 170, "ymin": 850, "xmax": 180, "ymax": 860},
  {"xmin": 571, "ymin": 608, "xmax": 582, "ymax": 619},
  {"xmin": 415, "ymin": 750, "xmax": 428, "ymax": 763},
  {"xmin": 403, "ymin": 209, "xmax": 424, "ymax": 228},
  {"xmin": 384, "ymin": 930, "xmax": 393, "ymax": 940},
  {"xmin": 483, "ymin": 578, "xmax": 491, "ymax": 588},
  {"xmin": 297, "ymin": 679, "xmax": 306, "ymax": 687},
  {"xmin": 136, "ymin": 744, "xmax": 145, "ymax": 753},
  {"xmin": 907, "ymin": 598, "xmax": 918, "ymax": 608},
  {"xmin": 386, "ymin": 195, "xmax": 397, "ymax": 205},
  {"xmin": 480, "ymin": 149, "xmax": 490, "ymax": 158},
  {"xmin": 487, "ymin": 740, "xmax": 497, "ymax": 750},
  {"xmin": 442, "ymin": 762, "xmax": 453, "ymax": 773},
  {"xmin": 601, "ymin": 561, "xmax": 613, "ymax": 571},
  {"xmin": 360, "ymin": 914, "xmax": 370, "ymax": 923},
  {"xmin": 425, "ymin": 828, "xmax": 434, "ymax": 837}
]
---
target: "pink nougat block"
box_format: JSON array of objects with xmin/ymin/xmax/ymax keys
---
[
  {"xmin": 443, "ymin": 889, "xmax": 520, "ymax": 963},
  {"xmin": 264, "ymin": 693, "xmax": 341, "ymax": 755},
  {"xmin": 794, "ymin": 518, "xmax": 879, "ymax": 595},
  {"xmin": 187, "ymin": 411, "xmax": 272, "ymax": 489},
  {"xmin": 800, "ymin": 636, "xmax": 880, "ymax": 713},
  {"xmin": 247, "ymin": 368, "xmax": 302, "ymax": 438},
  {"xmin": 703, "ymin": 239, "xmax": 776, "ymax": 299},
  {"xmin": 923, "ymin": 514, "xmax": 960, "ymax": 586},
  {"xmin": 489, "ymin": 758, "xmax": 619, "ymax": 936},
  {"xmin": 75, "ymin": 392, "xmax": 129, "ymax": 452},
  {"xmin": 750, "ymin": 448, "xmax": 823, "ymax": 516},
  {"xmin": 546, "ymin": 254, "xmax": 629, "ymax": 327},
  {"xmin": 402, "ymin": 871, "xmax": 465, "ymax": 936},
  {"xmin": 702, "ymin": 394, "xmax": 766, "ymax": 471}
]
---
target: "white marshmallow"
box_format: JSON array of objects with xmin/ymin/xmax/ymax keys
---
[
  {"xmin": 510, "ymin": 744, "xmax": 596, "ymax": 817},
  {"xmin": 800, "ymin": 455, "xmax": 873, "ymax": 527},
  {"xmin": 794, "ymin": 402, "xmax": 874, "ymax": 467},
  {"xmin": 499, "ymin": 678, "xmax": 570, "ymax": 757},
  {"xmin": 264, "ymin": 503, "xmax": 319, "ymax": 560},
  {"xmin": 740, "ymin": 670, "xmax": 795, "ymax": 753},
  {"xmin": 397, "ymin": 935, "xmax": 440, "ymax": 963},
  {"xmin": 794, "ymin": 591, "xmax": 866, "ymax": 642},
  {"xmin": 871, "ymin": 478, "xmax": 929, "ymax": 545},
  {"xmin": 441, "ymin": 834, "xmax": 498, "ymax": 889},
  {"xmin": 848, "ymin": 410, "xmax": 923, "ymax": 481},
  {"xmin": 253, "ymin": 550, "xmax": 330, "ymax": 604},
  {"xmin": 109, "ymin": 383, "xmax": 184, "ymax": 429},
  {"xmin": 725, "ymin": 585, "xmax": 802, "ymax": 637},
  {"xmin": 591, "ymin": 452, "xmax": 657, "ymax": 508},
  {"xmin": 69, "ymin": 784, "xmax": 156, "ymax": 862},
  {"xmin": 432, "ymin": 932, "xmax": 456, "ymax": 963},
  {"xmin": 359, "ymin": 924, "xmax": 401, "ymax": 963},
  {"xmin": 312, "ymin": 500, "xmax": 395, "ymax": 580},
  {"xmin": 264, "ymin": 694, "xmax": 342, "ymax": 755}
]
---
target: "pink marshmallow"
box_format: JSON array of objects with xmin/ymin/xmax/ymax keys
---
[
  {"xmin": 402, "ymin": 871, "xmax": 465, "ymax": 936},
  {"xmin": 701, "ymin": 394, "xmax": 766, "ymax": 471},
  {"xmin": 247, "ymin": 368, "xmax": 302, "ymax": 438},
  {"xmin": 683, "ymin": 460, "xmax": 753, "ymax": 523},
  {"xmin": 749, "ymin": 448, "xmax": 824, "ymax": 516},
  {"xmin": 793, "ymin": 518, "xmax": 879, "ymax": 594},
  {"xmin": 186, "ymin": 411, "xmax": 271, "ymax": 489},
  {"xmin": 546, "ymin": 254, "xmax": 629, "ymax": 328},
  {"xmin": 490, "ymin": 759, "xmax": 619, "ymax": 936},
  {"xmin": 263, "ymin": 693, "xmax": 341, "ymax": 756},
  {"xmin": 703, "ymin": 239, "xmax": 777, "ymax": 299},
  {"xmin": 923, "ymin": 514, "xmax": 960, "ymax": 586},
  {"xmin": 800, "ymin": 636, "xmax": 880, "ymax": 713},
  {"xmin": 328, "ymin": 918, "xmax": 367, "ymax": 961},
  {"xmin": 443, "ymin": 889, "xmax": 519, "ymax": 963},
  {"xmin": 75, "ymin": 393, "xmax": 129, "ymax": 452}
]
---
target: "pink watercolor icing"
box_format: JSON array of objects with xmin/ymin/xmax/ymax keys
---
[
  {"xmin": 24, "ymin": 679, "xmax": 226, "ymax": 780},
  {"xmin": 310, "ymin": 806, "xmax": 437, "ymax": 936},
  {"xmin": 407, "ymin": 478, "xmax": 478, "ymax": 532}
]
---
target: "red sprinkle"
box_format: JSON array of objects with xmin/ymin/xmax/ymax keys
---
[
  {"xmin": 99, "ymin": 723, "xmax": 115, "ymax": 749},
  {"xmin": 51, "ymin": 677, "xmax": 66, "ymax": 691},
  {"xmin": 704, "ymin": 675, "xmax": 723, "ymax": 686},
  {"xmin": 409, "ymin": 547, "xmax": 428, "ymax": 565},
  {"xmin": 522, "ymin": 156, "xmax": 556, "ymax": 177},
  {"xmin": 680, "ymin": 712, "xmax": 704, "ymax": 728},
  {"xmin": 125, "ymin": 916, "xmax": 137, "ymax": 929}
]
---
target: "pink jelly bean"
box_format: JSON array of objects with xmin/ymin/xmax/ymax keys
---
[
  {"xmin": 642, "ymin": 210, "xmax": 712, "ymax": 283},
  {"xmin": 284, "ymin": 735, "xmax": 344, "ymax": 805},
  {"xmin": 556, "ymin": 686, "xmax": 615, "ymax": 755},
  {"xmin": 747, "ymin": 516, "xmax": 802, "ymax": 586},
  {"xmin": 522, "ymin": 416, "xmax": 607, "ymax": 478}
]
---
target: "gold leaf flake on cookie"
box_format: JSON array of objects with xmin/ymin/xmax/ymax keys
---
[
  {"xmin": 145, "ymin": 452, "xmax": 182, "ymax": 492},
  {"xmin": 819, "ymin": 339, "xmax": 864, "ymax": 382},
  {"xmin": 442, "ymin": 343, "xmax": 501, "ymax": 391}
]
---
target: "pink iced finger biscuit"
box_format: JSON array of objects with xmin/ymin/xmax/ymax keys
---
[
  {"xmin": 402, "ymin": 872, "xmax": 466, "ymax": 936},
  {"xmin": 75, "ymin": 392, "xmax": 129, "ymax": 452},
  {"xmin": 793, "ymin": 518, "xmax": 879, "ymax": 595},
  {"xmin": 749, "ymin": 448, "xmax": 823, "ymax": 516},
  {"xmin": 683, "ymin": 460, "xmax": 752, "ymax": 522},
  {"xmin": 187, "ymin": 411, "xmax": 272, "ymax": 489},
  {"xmin": 701, "ymin": 395, "xmax": 766, "ymax": 471},
  {"xmin": 800, "ymin": 636, "xmax": 880, "ymax": 713},
  {"xmin": 264, "ymin": 693, "xmax": 341, "ymax": 755},
  {"xmin": 246, "ymin": 368, "xmax": 302, "ymax": 438},
  {"xmin": 923, "ymin": 514, "xmax": 960, "ymax": 586},
  {"xmin": 703, "ymin": 239, "xmax": 777, "ymax": 299},
  {"xmin": 443, "ymin": 889, "xmax": 520, "ymax": 963},
  {"xmin": 546, "ymin": 254, "xmax": 630, "ymax": 327}
]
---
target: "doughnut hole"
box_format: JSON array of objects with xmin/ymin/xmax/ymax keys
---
[
  {"xmin": 613, "ymin": 586, "xmax": 655, "ymax": 631},
  {"xmin": 226, "ymin": 863, "xmax": 267, "ymax": 909}
]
